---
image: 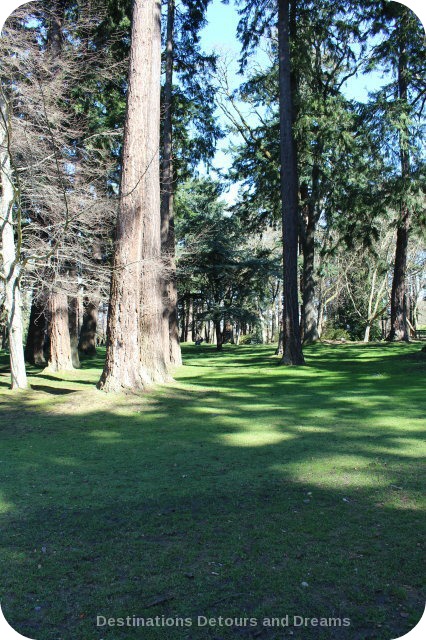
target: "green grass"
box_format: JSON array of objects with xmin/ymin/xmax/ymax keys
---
[{"xmin": 0, "ymin": 342, "xmax": 425, "ymax": 640}]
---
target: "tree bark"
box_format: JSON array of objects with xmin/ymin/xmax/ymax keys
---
[
  {"xmin": 98, "ymin": 0, "xmax": 168, "ymax": 392},
  {"xmin": 78, "ymin": 297, "xmax": 99, "ymax": 356},
  {"xmin": 46, "ymin": 291, "xmax": 74, "ymax": 371},
  {"xmin": 388, "ymin": 16, "xmax": 410, "ymax": 342},
  {"xmin": 161, "ymin": 0, "xmax": 182, "ymax": 368},
  {"xmin": 0, "ymin": 92, "xmax": 28, "ymax": 389},
  {"xmin": 278, "ymin": 0, "xmax": 305, "ymax": 365},
  {"xmin": 25, "ymin": 294, "xmax": 46, "ymax": 365}
]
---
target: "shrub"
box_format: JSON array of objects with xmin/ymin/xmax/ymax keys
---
[
  {"xmin": 321, "ymin": 323, "xmax": 351, "ymax": 341},
  {"xmin": 239, "ymin": 333, "xmax": 263, "ymax": 345}
]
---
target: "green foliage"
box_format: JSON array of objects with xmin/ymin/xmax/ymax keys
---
[
  {"xmin": 321, "ymin": 323, "xmax": 352, "ymax": 341},
  {"xmin": 327, "ymin": 303, "xmax": 383, "ymax": 341},
  {"xmin": 176, "ymin": 177, "xmax": 279, "ymax": 329},
  {"xmin": 239, "ymin": 331, "xmax": 263, "ymax": 345}
]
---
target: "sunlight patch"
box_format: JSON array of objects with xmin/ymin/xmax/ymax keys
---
[
  {"xmin": 295, "ymin": 425, "xmax": 332, "ymax": 433},
  {"xmin": 220, "ymin": 430, "xmax": 295, "ymax": 447},
  {"xmin": 88, "ymin": 430, "xmax": 123, "ymax": 441},
  {"xmin": 0, "ymin": 492, "xmax": 13, "ymax": 514},
  {"xmin": 374, "ymin": 438, "xmax": 426, "ymax": 457},
  {"xmin": 272, "ymin": 454, "xmax": 388, "ymax": 488}
]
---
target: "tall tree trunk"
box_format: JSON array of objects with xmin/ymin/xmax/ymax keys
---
[
  {"xmin": 43, "ymin": 0, "xmax": 74, "ymax": 367},
  {"xmin": 278, "ymin": 0, "xmax": 305, "ymax": 365},
  {"xmin": 98, "ymin": 0, "xmax": 168, "ymax": 392},
  {"xmin": 161, "ymin": 0, "xmax": 182, "ymax": 368},
  {"xmin": 0, "ymin": 92, "xmax": 28, "ymax": 389},
  {"xmin": 46, "ymin": 284, "xmax": 76, "ymax": 371},
  {"xmin": 25, "ymin": 294, "xmax": 46, "ymax": 365},
  {"xmin": 388, "ymin": 17, "xmax": 410, "ymax": 342},
  {"xmin": 78, "ymin": 297, "xmax": 99, "ymax": 356},
  {"xmin": 46, "ymin": 291, "xmax": 74, "ymax": 371}
]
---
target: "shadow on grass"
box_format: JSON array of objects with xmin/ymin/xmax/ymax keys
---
[
  {"xmin": 0, "ymin": 343, "xmax": 424, "ymax": 640},
  {"xmin": 30, "ymin": 385, "xmax": 79, "ymax": 395}
]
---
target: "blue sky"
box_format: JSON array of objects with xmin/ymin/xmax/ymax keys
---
[
  {"xmin": 199, "ymin": 0, "xmax": 381, "ymax": 175},
  {"xmin": 197, "ymin": 0, "xmax": 425, "ymax": 199},
  {"xmin": 201, "ymin": 0, "xmax": 386, "ymax": 102}
]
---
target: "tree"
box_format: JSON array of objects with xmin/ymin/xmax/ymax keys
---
[
  {"xmin": 161, "ymin": 0, "xmax": 180, "ymax": 367},
  {"xmin": 362, "ymin": 2, "xmax": 426, "ymax": 341},
  {"xmin": 233, "ymin": 0, "xmax": 370, "ymax": 348},
  {"xmin": 176, "ymin": 178, "xmax": 277, "ymax": 350},
  {"xmin": 387, "ymin": 9, "xmax": 415, "ymax": 342},
  {"xmin": 0, "ymin": 92, "xmax": 28, "ymax": 389},
  {"xmin": 98, "ymin": 0, "xmax": 169, "ymax": 392},
  {"xmin": 160, "ymin": 0, "xmax": 220, "ymax": 367},
  {"xmin": 277, "ymin": 0, "xmax": 304, "ymax": 364},
  {"xmin": 78, "ymin": 299, "xmax": 99, "ymax": 356},
  {"xmin": 1, "ymin": 1, "xmax": 117, "ymax": 377},
  {"xmin": 25, "ymin": 293, "xmax": 47, "ymax": 365}
]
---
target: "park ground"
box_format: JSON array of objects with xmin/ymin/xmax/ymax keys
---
[{"xmin": 0, "ymin": 342, "xmax": 425, "ymax": 640}]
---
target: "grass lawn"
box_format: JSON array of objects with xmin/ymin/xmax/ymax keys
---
[{"xmin": 0, "ymin": 342, "xmax": 425, "ymax": 640}]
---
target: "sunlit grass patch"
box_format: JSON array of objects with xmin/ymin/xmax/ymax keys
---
[{"xmin": 0, "ymin": 342, "xmax": 424, "ymax": 640}]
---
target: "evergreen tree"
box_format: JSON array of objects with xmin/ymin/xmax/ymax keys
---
[
  {"xmin": 98, "ymin": 0, "xmax": 169, "ymax": 391},
  {"xmin": 361, "ymin": 1, "xmax": 426, "ymax": 341}
]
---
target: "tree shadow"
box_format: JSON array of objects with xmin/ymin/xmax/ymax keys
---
[
  {"xmin": 30, "ymin": 384, "xmax": 78, "ymax": 395},
  {"xmin": 0, "ymin": 343, "xmax": 424, "ymax": 640}
]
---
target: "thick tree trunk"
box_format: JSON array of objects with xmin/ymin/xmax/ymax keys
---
[
  {"xmin": 78, "ymin": 298, "xmax": 99, "ymax": 356},
  {"xmin": 388, "ymin": 18, "xmax": 410, "ymax": 342},
  {"xmin": 161, "ymin": 0, "xmax": 182, "ymax": 368},
  {"xmin": 25, "ymin": 294, "xmax": 46, "ymax": 365},
  {"xmin": 46, "ymin": 291, "xmax": 74, "ymax": 371},
  {"xmin": 98, "ymin": 0, "xmax": 168, "ymax": 392},
  {"xmin": 0, "ymin": 94, "xmax": 28, "ymax": 389},
  {"xmin": 278, "ymin": 0, "xmax": 305, "ymax": 365}
]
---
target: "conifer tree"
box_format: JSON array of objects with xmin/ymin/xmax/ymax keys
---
[{"xmin": 98, "ymin": 0, "xmax": 168, "ymax": 391}]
